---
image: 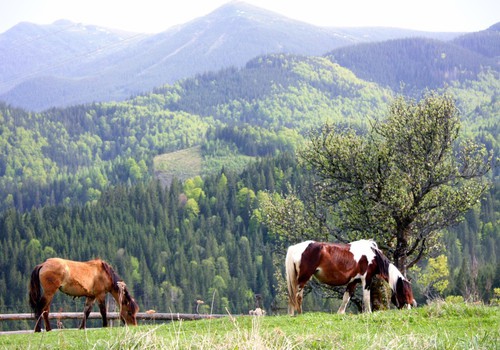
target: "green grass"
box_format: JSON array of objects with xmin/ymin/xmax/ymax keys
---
[{"xmin": 1, "ymin": 302, "xmax": 499, "ymax": 349}]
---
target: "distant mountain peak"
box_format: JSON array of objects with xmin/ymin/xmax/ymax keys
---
[
  {"xmin": 51, "ymin": 19, "xmax": 76, "ymax": 26},
  {"xmin": 217, "ymin": 0, "xmax": 268, "ymax": 12},
  {"xmin": 207, "ymin": 0, "xmax": 288, "ymax": 22},
  {"xmin": 488, "ymin": 22, "xmax": 500, "ymax": 32}
]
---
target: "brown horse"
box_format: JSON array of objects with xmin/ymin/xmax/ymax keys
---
[
  {"xmin": 29, "ymin": 258, "xmax": 139, "ymax": 332},
  {"xmin": 285, "ymin": 239, "xmax": 416, "ymax": 315}
]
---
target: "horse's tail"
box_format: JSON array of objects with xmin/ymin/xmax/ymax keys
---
[
  {"xmin": 29, "ymin": 264, "xmax": 45, "ymax": 316},
  {"xmin": 285, "ymin": 245, "xmax": 300, "ymax": 315}
]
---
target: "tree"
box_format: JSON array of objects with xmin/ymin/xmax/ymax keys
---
[
  {"xmin": 415, "ymin": 255, "xmax": 450, "ymax": 299},
  {"xmin": 299, "ymin": 92, "xmax": 492, "ymax": 274},
  {"xmin": 257, "ymin": 189, "xmax": 326, "ymax": 248}
]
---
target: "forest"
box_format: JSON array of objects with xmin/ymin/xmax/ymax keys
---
[{"xmin": 0, "ymin": 53, "xmax": 498, "ymax": 330}]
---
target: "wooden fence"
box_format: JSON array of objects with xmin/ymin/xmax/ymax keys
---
[{"xmin": 0, "ymin": 312, "xmax": 228, "ymax": 335}]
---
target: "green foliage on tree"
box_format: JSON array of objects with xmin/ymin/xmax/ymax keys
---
[
  {"xmin": 298, "ymin": 92, "xmax": 492, "ymax": 274},
  {"xmin": 414, "ymin": 255, "xmax": 450, "ymax": 298}
]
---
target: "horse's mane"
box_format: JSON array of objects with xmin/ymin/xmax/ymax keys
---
[
  {"xmin": 101, "ymin": 260, "xmax": 139, "ymax": 312},
  {"xmin": 371, "ymin": 245, "xmax": 391, "ymax": 280},
  {"xmin": 101, "ymin": 260, "xmax": 122, "ymax": 293}
]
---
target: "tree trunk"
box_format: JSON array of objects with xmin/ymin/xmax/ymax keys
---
[
  {"xmin": 370, "ymin": 275, "xmax": 391, "ymax": 311},
  {"xmin": 394, "ymin": 226, "xmax": 410, "ymax": 276}
]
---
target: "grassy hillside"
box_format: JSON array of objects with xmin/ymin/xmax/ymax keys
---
[
  {"xmin": 1, "ymin": 302, "xmax": 498, "ymax": 349},
  {"xmin": 153, "ymin": 145, "xmax": 256, "ymax": 187},
  {"xmin": 153, "ymin": 146, "xmax": 203, "ymax": 187}
]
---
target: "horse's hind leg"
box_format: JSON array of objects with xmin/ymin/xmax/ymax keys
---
[
  {"xmin": 296, "ymin": 288, "xmax": 304, "ymax": 314},
  {"xmin": 33, "ymin": 302, "xmax": 46, "ymax": 332},
  {"xmin": 80, "ymin": 297, "xmax": 95, "ymax": 329},
  {"xmin": 38, "ymin": 292, "xmax": 56, "ymax": 332},
  {"xmin": 33, "ymin": 287, "xmax": 57, "ymax": 332},
  {"xmin": 33, "ymin": 309, "xmax": 44, "ymax": 332},
  {"xmin": 42, "ymin": 307, "xmax": 51, "ymax": 331},
  {"xmin": 288, "ymin": 289, "xmax": 304, "ymax": 315}
]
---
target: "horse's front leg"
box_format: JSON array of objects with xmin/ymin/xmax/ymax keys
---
[
  {"xmin": 80, "ymin": 297, "xmax": 95, "ymax": 329},
  {"xmin": 97, "ymin": 296, "xmax": 108, "ymax": 327},
  {"xmin": 361, "ymin": 279, "xmax": 372, "ymax": 313},
  {"xmin": 338, "ymin": 281, "xmax": 358, "ymax": 314}
]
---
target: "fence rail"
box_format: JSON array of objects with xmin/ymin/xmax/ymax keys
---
[
  {"xmin": 0, "ymin": 312, "xmax": 226, "ymax": 321},
  {"xmin": 0, "ymin": 312, "xmax": 228, "ymax": 335}
]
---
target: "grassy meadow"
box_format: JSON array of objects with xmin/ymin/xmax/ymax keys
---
[
  {"xmin": 153, "ymin": 146, "xmax": 203, "ymax": 186},
  {"xmin": 153, "ymin": 145, "xmax": 255, "ymax": 186},
  {"xmin": 1, "ymin": 302, "xmax": 498, "ymax": 349}
]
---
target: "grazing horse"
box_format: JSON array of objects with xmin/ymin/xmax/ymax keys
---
[
  {"xmin": 285, "ymin": 239, "xmax": 416, "ymax": 315},
  {"xmin": 29, "ymin": 258, "xmax": 139, "ymax": 332}
]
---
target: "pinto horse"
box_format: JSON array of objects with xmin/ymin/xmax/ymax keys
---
[
  {"xmin": 29, "ymin": 258, "xmax": 139, "ymax": 332},
  {"xmin": 285, "ymin": 239, "xmax": 416, "ymax": 315}
]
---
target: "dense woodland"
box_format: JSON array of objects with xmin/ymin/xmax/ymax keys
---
[
  {"xmin": 327, "ymin": 38, "xmax": 497, "ymax": 94},
  {"xmin": 0, "ymin": 53, "xmax": 498, "ymax": 330},
  {"xmin": 0, "ymin": 157, "xmax": 298, "ymax": 329}
]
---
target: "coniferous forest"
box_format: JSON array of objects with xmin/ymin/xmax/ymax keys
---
[{"xmin": 0, "ymin": 51, "xmax": 498, "ymax": 331}]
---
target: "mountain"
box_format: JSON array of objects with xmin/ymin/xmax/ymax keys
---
[
  {"xmin": 0, "ymin": 1, "xmax": 464, "ymax": 111},
  {"xmin": 452, "ymin": 22, "xmax": 500, "ymax": 58},
  {"xmin": 0, "ymin": 20, "xmax": 144, "ymax": 91},
  {"xmin": 325, "ymin": 34, "xmax": 499, "ymax": 93}
]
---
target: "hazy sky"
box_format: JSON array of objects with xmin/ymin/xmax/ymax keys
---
[{"xmin": 1, "ymin": 0, "xmax": 499, "ymax": 34}]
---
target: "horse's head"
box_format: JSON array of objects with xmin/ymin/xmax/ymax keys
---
[
  {"xmin": 117, "ymin": 281, "xmax": 139, "ymax": 325},
  {"xmin": 391, "ymin": 277, "xmax": 417, "ymax": 309}
]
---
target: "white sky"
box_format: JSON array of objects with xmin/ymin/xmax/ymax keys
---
[{"xmin": 1, "ymin": 0, "xmax": 499, "ymax": 34}]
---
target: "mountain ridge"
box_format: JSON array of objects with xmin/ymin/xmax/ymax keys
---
[
  {"xmin": 0, "ymin": 1, "xmax": 472, "ymax": 111},
  {"xmin": 326, "ymin": 34, "xmax": 499, "ymax": 93}
]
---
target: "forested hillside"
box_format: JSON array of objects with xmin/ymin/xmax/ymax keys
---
[
  {"xmin": 452, "ymin": 22, "xmax": 500, "ymax": 58},
  {"xmin": 0, "ymin": 50, "xmax": 498, "ymax": 330},
  {"xmin": 326, "ymin": 37, "xmax": 498, "ymax": 94},
  {"xmin": 0, "ymin": 55, "xmax": 391, "ymax": 213}
]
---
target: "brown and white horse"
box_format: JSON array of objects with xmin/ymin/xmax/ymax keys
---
[
  {"xmin": 285, "ymin": 239, "xmax": 416, "ymax": 315},
  {"xmin": 29, "ymin": 258, "xmax": 139, "ymax": 332}
]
